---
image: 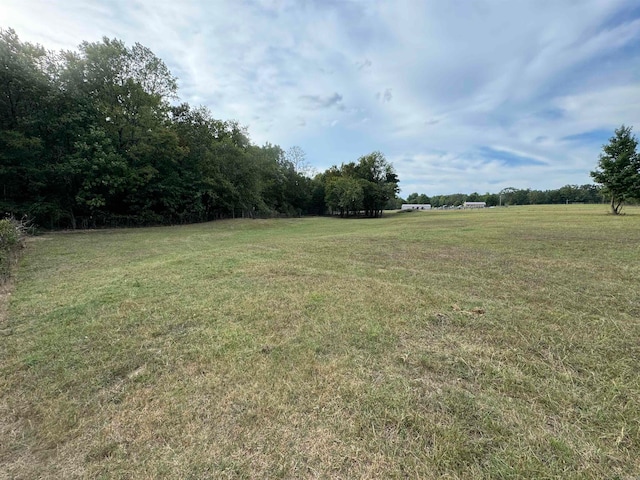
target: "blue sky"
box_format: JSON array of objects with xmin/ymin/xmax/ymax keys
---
[{"xmin": 2, "ymin": 0, "xmax": 640, "ymax": 196}]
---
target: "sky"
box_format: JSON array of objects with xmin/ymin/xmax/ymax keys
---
[{"xmin": 2, "ymin": 0, "xmax": 640, "ymax": 196}]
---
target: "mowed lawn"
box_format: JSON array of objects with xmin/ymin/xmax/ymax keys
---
[{"xmin": 1, "ymin": 205, "xmax": 639, "ymax": 479}]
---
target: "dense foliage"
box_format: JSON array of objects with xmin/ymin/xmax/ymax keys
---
[
  {"xmin": 320, "ymin": 151, "xmax": 399, "ymax": 217},
  {"xmin": 590, "ymin": 125, "xmax": 640, "ymax": 214},
  {"xmin": 0, "ymin": 29, "xmax": 319, "ymax": 228}
]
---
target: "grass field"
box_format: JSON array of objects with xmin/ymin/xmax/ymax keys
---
[{"xmin": 1, "ymin": 205, "xmax": 639, "ymax": 479}]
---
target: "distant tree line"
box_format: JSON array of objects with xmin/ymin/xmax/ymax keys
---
[
  {"xmin": 395, "ymin": 184, "xmax": 608, "ymax": 209},
  {"xmin": 1, "ymin": 29, "xmax": 399, "ymax": 228}
]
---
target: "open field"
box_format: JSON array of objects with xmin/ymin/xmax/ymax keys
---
[{"xmin": 1, "ymin": 205, "xmax": 639, "ymax": 479}]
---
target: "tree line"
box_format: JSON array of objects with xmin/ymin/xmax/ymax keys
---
[
  {"xmin": 396, "ymin": 184, "xmax": 605, "ymax": 209},
  {"xmin": 1, "ymin": 29, "xmax": 399, "ymax": 228},
  {"xmin": 4, "ymin": 28, "xmax": 632, "ymax": 228}
]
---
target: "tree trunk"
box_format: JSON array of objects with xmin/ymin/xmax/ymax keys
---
[
  {"xmin": 611, "ymin": 196, "xmax": 622, "ymax": 215},
  {"xmin": 69, "ymin": 210, "xmax": 77, "ymax": 229}
]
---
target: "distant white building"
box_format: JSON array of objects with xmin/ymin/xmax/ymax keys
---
[
  {"xmin": 402, "ymin": 204, "xmax": 432, "ymax": 210},
  {"xmin": 463, "ymin": 202, "xmax": 486, "ymax": 208}
]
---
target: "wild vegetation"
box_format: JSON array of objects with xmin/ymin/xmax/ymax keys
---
[{"xmin": 2, "ymin": 205, "xmax": 639, "ymax": 478}]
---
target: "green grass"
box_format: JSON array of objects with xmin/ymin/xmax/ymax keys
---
[{"xmin": 1, "ymin": 205, "xmax": 639, "ymax": 478}]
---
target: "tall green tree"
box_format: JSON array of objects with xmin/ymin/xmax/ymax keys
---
[
  {"xmin": 321, "ymin": 151, "xmax": 399, "ymax": 218},
  {"xmin": 405, "ymin": 193, "xmax": 419, "ymax": 203},
  {"xmin": 325, "ymin": 176, "xmax": 364, "ymax": 217},
  {"xmin": 0, "ymin": 29, "xmax": 49, "ymax": 215},
  {"xmin": 354, "ymin": 151, "xmax": 399, "ymax": 217},
  {"xmin": 590, "ymin": 125, "xmax": 640, "ymax": 215}
]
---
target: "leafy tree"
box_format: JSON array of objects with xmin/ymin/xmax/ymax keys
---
[
  {"xmin": 590, "ymin": 125, "xmax": 640, "ymax": 214},
  {"xmin": 320, "ymin": 152, "xmax": 398, "ymax": 218},
  {"xmin": 0, "ymin": 29, "xmax": 50, "ymax": 216},
  {"xmin": 466, "ymin": 192, "xmax": 479, "ymax": 202},
  {"xmin": 405, "ymin": 192, "xmax": 429, "ymax": 204},
  {"xmin": 325, "ymin": 176, "xmax": 364, "ymax": 217},
  {"xmin": 405, "ymin": 192, "xmax": 419, "ymax": 203},
  {"xmin": 416, "ymin": 193, "xmax": 430, "ymax": 204},
  {"xmin": 62, "ymin": 127, "xmax": 129, "ymax": 226},
  {"xmin": 527, "ymin": 190, "xmax": 546, "ymax": 205},
  {"xmin": 386, "ymin": 196, "xmax": 404, "ymax": 209},
  {"xmin": 307, "ymin": 174, "xmax": 328, "ymax": 215},
  {"xmin": 439, "ymin": 193, "xmax": 466, "ymax": 207},
  {"xmin": 578, "ymin": 184, "xmax": 603, "ymax": 203},
  {"xmin": 484, "ymin": 193, "xmax": 499, "ymax": 206},
  {"xmin": 170, "ymin": 104, "xmax": 228, "ymax": 221},
  {"xmin": 354, "ymin": 151, "xmax": 399, "ymax": 217},
  {"xmin": 511, "ymin": 188, "xmax": 530, "ymax": 205}
]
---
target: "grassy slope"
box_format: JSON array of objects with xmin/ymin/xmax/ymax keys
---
[{"xmin": 1, "ymin": 205, "xmax": 639, "ymax": 479}]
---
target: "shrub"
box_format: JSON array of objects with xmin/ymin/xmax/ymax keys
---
[{"xmin": 0, "ymin": 216, "xmax": 28, "ymax": 282}]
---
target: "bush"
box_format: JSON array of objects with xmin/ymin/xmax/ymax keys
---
[
  {"xmin": 0, "ymin": 219, "xmax": 19, "ymax": 247},
  {"xmin": 0, "ymin": 216, "xmax": 28, "ymax": 282}
]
